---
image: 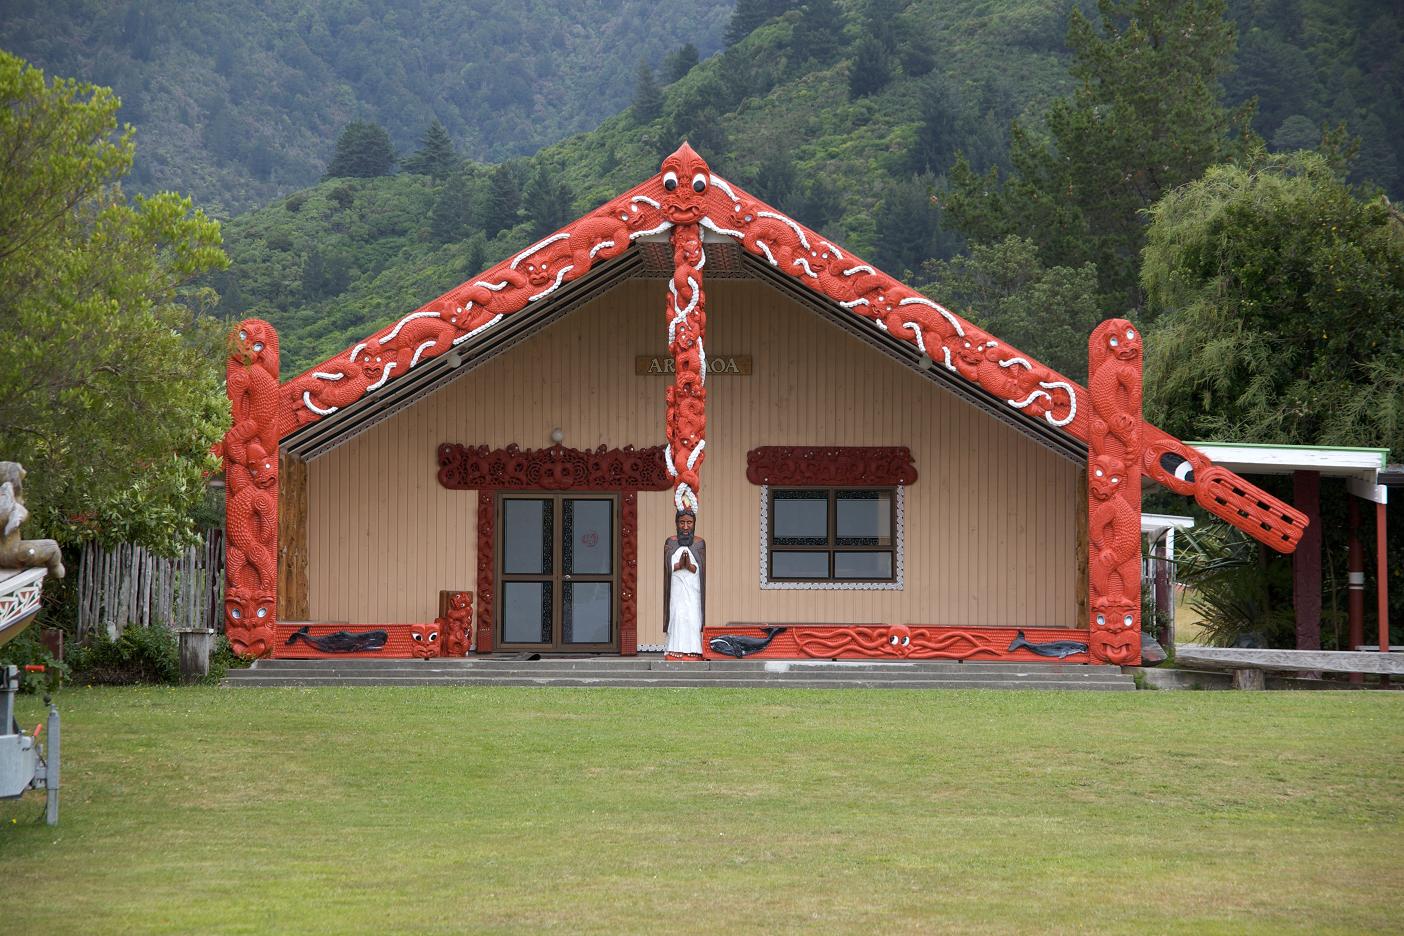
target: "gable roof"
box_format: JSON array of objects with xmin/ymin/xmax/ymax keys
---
[{"xmin": 278, "ymin": 145, "xmax": 1307, "ymax": 554}]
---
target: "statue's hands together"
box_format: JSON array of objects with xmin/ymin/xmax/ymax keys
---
[{"xmin": 673, "ymin": 550, "xmax": 696, "ymax": 574}]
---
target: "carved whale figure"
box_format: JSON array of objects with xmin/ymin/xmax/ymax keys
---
[
  {"xmin": 709, "ymin": 627, "xmax": 787, "ymax": 658},
  {"xmin": 1007, "ymin": 629, "xmax": 1088, "ymax": 659},
  {"xmin": 286, "ymin": 625, "xmax": 388, "ymax": 653}
]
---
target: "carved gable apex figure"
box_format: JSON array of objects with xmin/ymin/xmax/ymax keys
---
[{"xmin": 0, "ymin": 462, "xmax": 65, "ymax": 578}]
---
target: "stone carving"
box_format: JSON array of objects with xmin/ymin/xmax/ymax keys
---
[
  {"xmin": 219, "ymin": 319, "xmax": 281, "ymax": 658},
  {"xmin": 0, "ymin": 463, "xmax": 64, "ymax": 578},
  {"xmin": 1087, "ymin": 320, "xmax": 1143, "ymax": 666},
  {"xmin": 745, "ymin": 447, "xmax": 917, "ymax": 486}
]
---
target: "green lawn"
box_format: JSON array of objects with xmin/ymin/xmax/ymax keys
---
[{"xmin": 2, "ymin": 687, "xmax": 1401, "ymax": 934}]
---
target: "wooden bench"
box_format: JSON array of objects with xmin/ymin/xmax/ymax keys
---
[{"xmin": 1174, "ymin": 645, "xmax": 1404, "ymax": 689}]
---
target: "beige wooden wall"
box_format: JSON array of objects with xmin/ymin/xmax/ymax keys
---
[{"xmin": 306, "ymin": 278, "xmax": 1080, "ymax": 639}]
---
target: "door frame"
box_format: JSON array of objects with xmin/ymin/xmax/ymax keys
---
[{"xmin": 495, "ymin": 491, "xmax": 620, "ymax": 653}]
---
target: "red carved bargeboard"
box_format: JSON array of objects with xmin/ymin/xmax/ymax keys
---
[
  {"xmin": 701, "ymin": 625, "xmax": 1092, "ymax": 663},
  {"xmin": 1087, "ymin": 320, "xmax": 1143, "ymax": 666},
  {"xmin": 284, "ymin": 143, "xmax": 1306, "ymax": 554},
  {"xmin": 220, "ymin": 319, "xmax": 282, "ymax": 658},
  {"xmin": 440, "ymin": 443, "xmax": 671, "ymax": 655},
  {"xmin": 437, "ymin": 443, "xmax": 669, "ymax": 491},
  {"xmin": 746, "ymin": 447, "xmax": 918, "ymax": 486}
]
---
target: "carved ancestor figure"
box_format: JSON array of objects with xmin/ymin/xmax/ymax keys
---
[
  {"xmin": 663, "ymin": 510, "xmax": 706, "ymax": 659},
  {"xmin": 1086, "ymin": 319, "xmax": 1143, "ymax": 665},
  {"xmin": 221, "ymin": 319, "xmax": 281, "ymax": 658},
  {"xmin": 410, "ymin": 621, "xmax": 441, "ymax": 659},
  {"xmin": 437, "ymin": 591, "xmax": 473, "ymax": 657},
  {"xmin": 0, "ymin": 463, "xmax": 64, "ymax": 578}
]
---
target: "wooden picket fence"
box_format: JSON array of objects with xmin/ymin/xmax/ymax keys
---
[{"xmin": 76, "ymin": 530, "xmax": 225, "ymax": 640}]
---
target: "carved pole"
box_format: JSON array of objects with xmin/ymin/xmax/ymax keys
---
[
  {"xmin": 659, "ymin": 144, "xmax": 711, "ymax": 516},
  {"xmin": 1087, "ymin": 319, "xmax": 1143, "ymax": 666},
  {"xmin": 221, "ymin": 319, "xmax": 282, "ymax": 658}
]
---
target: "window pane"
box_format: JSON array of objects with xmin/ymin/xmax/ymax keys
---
[
  {"xmin": 502, "ymin": 581, "xmax": 552, "ymax": 643},
  {"xmin": 771, "ymin": 551, "xmax": 830, "ymax": 579},
  {"xmin": 773, "ymin": 490, "xmax": 828, "ymax": 545},
  {"xmin": 564, "ymin": 582, "xmax": 611, "ymax": 644},
  {"xmin": 563, "ymin": 499, "xmax": 612, "ymax": 575},
  {"xmin": 836, "ymin": 490, "xmax": 892, "ymax": 546},
  {"xmin": 503, "ymin": 499, "xmax": 551, "ymax": 574},
  {"xmin": 834, "ymin": 551, "xmax": 892, "ymax": 579}
]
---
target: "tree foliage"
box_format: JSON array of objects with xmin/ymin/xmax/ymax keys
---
[
  {"xmin": 660, "ymin": 43, "xmax": 700, "ymax": 84},
  {"xmin": 946, "ymin": 0, "xmax": 1255, "ymax": 311},
  {"xmin": 922, "ymin": 236, "xmax": 1101, "ymax": 381},
  {"xmin": 324, "ymin": 120, "xmax": 396, "ymax": 179},
  {"xmin": 0, "ymin": 52, "xmax": 228, "ymax": 553},
  {"xmin": 1142, "ymin": 150, "xmax": 1404, "ymax": 451},
  {"xmin": 401, "ymin": 121, "xmax": 459, "ymax": 180},
  {"xmin": 631, "ymin": 61, "xmax": 664, "ymax": 123}
]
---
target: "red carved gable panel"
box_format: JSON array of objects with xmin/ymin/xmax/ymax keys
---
[{"xmin": 746, "ymin": 447, "xmax": 917, "ymax": 486}]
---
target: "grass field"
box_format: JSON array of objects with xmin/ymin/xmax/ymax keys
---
[{"xmin": 1, "ymin": 687, "xmax": 1401, "ymax": 934}]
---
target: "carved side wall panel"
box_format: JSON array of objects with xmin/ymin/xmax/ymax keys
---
[
  {"xmin": 620, "ymin": 493, "xmax": 639, "ymax": 655},
  {"xmin": 1086, "ymin": 319, "xmax": 1142, "ymax": 666},
  {"xmin": 476, "ymin": 490, "xmax": 496, "ymax": 654},
  {"xmin": 222, "ymin": 319, "xmax": 281, "ymax": 658},
  {"xmin": 701, "ymin": 624, "xmax": 1091, "ymax": 663}
]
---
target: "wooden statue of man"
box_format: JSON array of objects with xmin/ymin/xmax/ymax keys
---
[{"xmin": 663, "ymin": 509, "xmax": 705, "ymax": 658}]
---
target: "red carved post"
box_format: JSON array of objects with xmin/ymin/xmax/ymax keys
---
[
  {"xmin": 1087, "ymin": 319, "xmax": 1143, "ymax": 665},
  {"xmin": 221, "ymin": 319, "xmax": 281, "ymax": 658},
  {"xmin": 620, "ymin": 492, "xmax": 638, "ymax": 655},
  {"xmin": 659, "ymin": 144, "xmax": 710, "ymax": 517},
  {"xmin": 476, "ymin": 490, "xmax": 495, "ymax": 653},
  {"xmin": 437, "ymin": 590, "xmax": 473, "ymax": 657}
]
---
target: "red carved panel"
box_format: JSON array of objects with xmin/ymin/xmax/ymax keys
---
[
  {"xmin": 437, "ymin": 443, "xmax": 670, "ymax": 491},
  {"xmin": 701, "ymin": 625, "xmax": 1091, "ymax": 663},
  {"xmin": 410, "ymin": 620, "xmax": 441, "ymax": 658},
  {"xmin": 220, "ymin": 319, "xmax": 281, "ymax": 658},
  {"xmin": 274, "ymin": 623, "xmax": 415, "ymax": 659},
  {"xmin": 476, "ymin": 490, "xmax": 495, "ymax": 654},
  {"xmin": 620, "ymin": 492, "xmax": 638, "ymax": 655},
  {"xmin": 746, "ymin": 447, "xmax": 918, "ymax": 486},
  {"xmin": 1087, "ymin": 319, "xmax": 1142, "ymax": 666}
]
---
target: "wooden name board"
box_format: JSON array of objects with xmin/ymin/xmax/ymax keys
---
[{"xmin": 635, "ymin": 354, "xmax": 752, "ymax": 376}]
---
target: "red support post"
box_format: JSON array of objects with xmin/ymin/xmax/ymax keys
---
[
  {"xmin": 1292, "ymin": 470, "xmax": 1323, "ymax": 653},
  {"xmin": 1379, "ymin": 501, "xmax": 1391, "ymax": 688},
  {"xmin": 1086, "ymin": 320, "xmax": 1143, "ymax": 665}
]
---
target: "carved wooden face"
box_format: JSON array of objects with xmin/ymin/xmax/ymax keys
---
[
  {"xmin": 1091, "ymin": 597, "xmax": 1139, "ymax": 664},
  {"xmin": 225, "ymin": 588, "xmax": 275, "ymax": 657},
  {"xmin": 233, "ymin": 319, "xmax": 278, "ymax": 367},
  {"xmin": 247, "ymin": 441, "xmax": 279, "ymax": 490},
  {"xmin": 1104, "ymin": 325, "xmax": 1141, "ymax": 362},
  {"xmin": 411, "ymin": 622, "xmax": 440, "ymax": 658},
  {"xmin": 449, "ymin": 592, "xmax": 471, "ymax": 614},
  {"xmin": 660, "ymin": 143, "xmax": 711, "ymax": 223},
  {"xmin": 1089, "ymin": 455, "xmax": 1126, "ymax": 501},
  {"xmin": 884, "ymin": 624, "xmax": 913, "ymax": 657}
]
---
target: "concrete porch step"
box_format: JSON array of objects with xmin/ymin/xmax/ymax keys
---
[{"xmin": 224, "ymin": 656, "xmax": 1136, "ymax": 690}]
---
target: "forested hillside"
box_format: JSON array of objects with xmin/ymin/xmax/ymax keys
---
[
  {"xmin": 211, "ymin": 0, "xmax": 1402, "ymax": 375},
  {"xmin": 0, "ymin": 0, "xmax": 731, "ymax": 214}
]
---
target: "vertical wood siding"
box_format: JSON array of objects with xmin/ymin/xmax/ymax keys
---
[{"xmin": 306, "ymin": 279, "xmax": 1079, "ymax": 639}]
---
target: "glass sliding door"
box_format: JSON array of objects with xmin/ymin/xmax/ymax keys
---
[{"xmin": 497, "ymin": 493, "xmax": 618, "ymax": 651}]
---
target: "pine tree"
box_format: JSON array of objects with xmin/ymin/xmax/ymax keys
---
[
  {"xmin": 402, "ymin": 120, "xmax": 459, "ymax": 179},
  {"xmin": 324, "ymin": 120, "xmax": 396, "ymax": 179},
  {"xmin": 632, "ymin": 61, "xmax": 663, "ymax": 123},
  {"xmin": 847, "ymin": 32, "xmax": 892, "ymax": 98},
  {"xmin": 660, "ymin": 43, "xmax": 700, "ymax": 84},
  {"xmin": 725, "ymin": 0, "xmax": 796, "ymax": 47},
  {"xmin": 523, "ymin": 164, "xmax": 575, "ymax": 238},
  {"xmin": 792, "ymin": 0, "xmax": 845, "ymax": 65},
  {"xmin": 430, "ymin": 171, "xmax": 471, "ymax": 243},
  {"xmin": 481, "ymin": 163, "xmax": 520, "ymax": 237}
]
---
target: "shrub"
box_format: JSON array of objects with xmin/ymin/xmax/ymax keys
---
[
  {"xmin": 0, "ymin": 627, "xmax": 66, "ymax": 693},
  {"xmin": 68, "ymin": 625, "xmax": 180, "ymax": 685}
]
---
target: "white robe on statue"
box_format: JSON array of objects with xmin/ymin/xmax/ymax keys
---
[{"xmin": 665, "ymin": 546, "xmax": 704, "ymax": 655}]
